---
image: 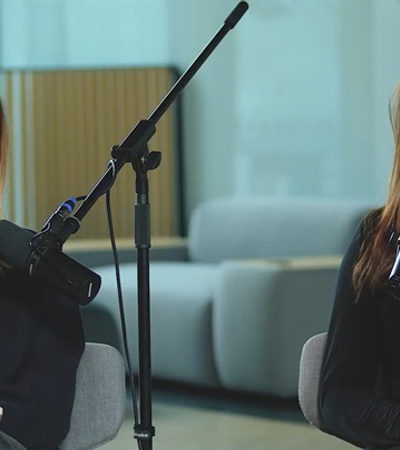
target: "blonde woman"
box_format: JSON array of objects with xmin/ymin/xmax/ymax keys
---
[{"xmin": 320, "ymin": 85, "xmax": 400, "ymax": 450}]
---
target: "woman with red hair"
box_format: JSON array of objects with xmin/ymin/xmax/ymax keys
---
[{"xmin": 0, "ymin": 98, "xmax": 85, "ymax": 450}]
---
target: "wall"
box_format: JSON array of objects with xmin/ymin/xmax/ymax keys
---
[
  {"xmin": 0, "ymin": 0, "xmax": 169, "ymax": 68},
  {"xmin": 371, "ymin": 0, "xmax": 400, "ymax": 202},
  {"xmin": 234, "ymin": 0, "xmax": 342, "ymax": 198},
  {"xmin": 167, "ymin": 0, "xmax": 237, "ymax": 223},
  {"xmin": 1, "ymin": 0, "xmax": 400, "ymax": 227}
]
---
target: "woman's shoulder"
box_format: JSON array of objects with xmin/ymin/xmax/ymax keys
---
[
  {"xmin": 359, "ymin": 207, "xmax": 384, "ymax": 236},
  {"xmin": 364, "ymin": 206, "xmax": 383, "ymax": 223},
  {"xmin": 343, "ymin": 207, "xmax": 384, "ymax": 255}
]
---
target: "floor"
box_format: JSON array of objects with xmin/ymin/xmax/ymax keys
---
[{"xmin": 100, "ymin": 383, "xmax": 355, "ymax": 450}]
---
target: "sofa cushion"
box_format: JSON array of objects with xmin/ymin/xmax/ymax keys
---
[
  {"xmin": 188, "ymin": 197, "xmax": 373, "ymax": 263},
  {"xmin": 87, "ymin": 262, "xmax": 221, "ymax": 387}
]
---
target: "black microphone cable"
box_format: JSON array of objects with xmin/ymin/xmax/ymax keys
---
[
  {"xmin": 105, "ymin": 188, "xmax": 142, "ymax": 450},
  {"xmin": 43, "ymin": 170, "xmax": 142, "ymax": 447},
  {"xmin": 95, "ymin": 157, "xmax": 143, "ymax": 448},
  {"xmin": 32, "ymin": 161, "xmax": 142, "ymax": 445}
]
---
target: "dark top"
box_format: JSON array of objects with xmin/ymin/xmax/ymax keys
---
[
  {"xmin": 320, "ymin": 212, "xmax": 400, "ymax": 450},
  {"xmin": 0, "ymin": 271, "xmax": 84, "ymax": 450}
]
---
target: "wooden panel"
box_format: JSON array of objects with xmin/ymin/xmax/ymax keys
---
[{"xmin": 0, "ymin": 67, "xmax": 179, "ymax": 239}]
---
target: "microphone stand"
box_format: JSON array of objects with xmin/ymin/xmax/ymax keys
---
[{"xmin": 57, "ymin": 3, "xmax": 249, "ymax": 449}]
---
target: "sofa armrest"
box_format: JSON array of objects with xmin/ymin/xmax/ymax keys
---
[
  {"xmin": 231, "ymin": 255, "xmax": 342, "ymax": 269},
  {"xmin": 64, "ymin": 237, "xmax": 189, "ymax": 268},
  {"xmin": 212, "ymin": 256, "xmax": 342, "ymax": 397}
]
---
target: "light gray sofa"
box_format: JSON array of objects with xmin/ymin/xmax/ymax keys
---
[{"xmin": 76, "ymin": 196, "xmax": 374, "ymax": 398}]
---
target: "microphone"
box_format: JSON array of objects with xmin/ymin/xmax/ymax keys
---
[{"xmin": 0, "ymin": 220, "xmax": 101, "ymax": 305}]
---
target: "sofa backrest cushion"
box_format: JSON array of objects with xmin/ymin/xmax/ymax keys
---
[{"xmin": 188, "ymin": 197, "xmax": 375, "ymax": 263}]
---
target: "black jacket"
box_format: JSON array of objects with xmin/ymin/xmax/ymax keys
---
[
  {"xmin": 0, "ymin": 271, "xmax": 84, "ymax": 450},
  {"xmin": 320, "ymin": 212, "xmax": 400, "ymax": 449}
]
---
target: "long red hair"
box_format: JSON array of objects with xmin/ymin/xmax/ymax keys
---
[{"xmin": 352, "ymin": 85, "xmax": 400, "ymax": 298}]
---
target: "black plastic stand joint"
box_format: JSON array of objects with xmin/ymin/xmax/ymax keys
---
[
  {"xmin": 57, "ymin": 216, "xmax": 81, "ymax": 246},
  {"xmin": 132, "ymin": 150, "xmax": 161, "ymax": 175},
  {"xmin": 111, "ymin": 120, "xmax": 157, "ymax": 163}
]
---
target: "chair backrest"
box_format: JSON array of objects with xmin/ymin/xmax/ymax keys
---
[
  {"xmin": 0, "ymin": 431, "xmax": 27, "ymax": 449},
  {"xmin": 188, "ymin": 197, "xmax": 374, "ymax": 263},
  {"xmin": 298, "ymin": 332, "xmax": 327, "ymax": 430},
  {"xmin": 299, "ymin": 332, "xmax": 364, "ymax": 447},
  {"xmin": 60, "ymin": 342, "xmax": 127, "ymax": 450},
  {"xmin": 0, "ymin": 343, "xmax": 126, "ymax": 450}
]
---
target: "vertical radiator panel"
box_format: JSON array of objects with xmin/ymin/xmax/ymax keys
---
[{"xmin": 0, "ymin": 67, "xmax": 179, "ymax": 239}]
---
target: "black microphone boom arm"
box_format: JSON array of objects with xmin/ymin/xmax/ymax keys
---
[{"xmin": 57, "ymin": 1, "xmax": 249, "ymax": 246}]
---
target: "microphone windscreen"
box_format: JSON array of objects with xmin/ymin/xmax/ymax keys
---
[
  {"xmin": 0, "ymin": 220, "xmax": 34, "ymax": 271},
  {"xmin": 30, "ymin": 248, "xmax": 101, "ymax": 305},
  {"xmin": 0, "ymin": 220, "xmax": 101, "ymax": 304}
]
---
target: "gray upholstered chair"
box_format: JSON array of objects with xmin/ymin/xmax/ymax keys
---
[
  {"xmin": 0, "ymin": 343, "xmax": 127, "ymax": 450},
  {"xmin": 299, "ymin": 332, "xmax": 360, "ymax": 446},
  {"xmin": 298, "ymin": 332, "xmax": 327, "ymax": 431}
]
